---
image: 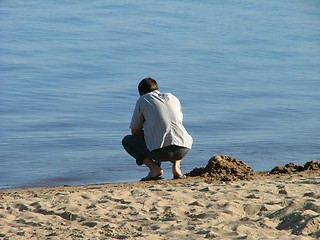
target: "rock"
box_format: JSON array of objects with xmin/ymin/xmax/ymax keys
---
[
  {"xmin": 304, "ymin": 160, "xmax": 320, "ymax": 171},
  {"xmin": 82, "ymin": 221, "xmax": 97, "ymax": 228},
  {"xmin": 270, "ymin": 160, "xmax": 320, "ymax": 174},
  {"xmin": 187, "ymin": 155, "xmax": 255, "ymax": 181}
]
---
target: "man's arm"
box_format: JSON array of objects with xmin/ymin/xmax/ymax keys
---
[{"xmin": 131, "ymin": 129, "xmax": 144, "ymax": 136}]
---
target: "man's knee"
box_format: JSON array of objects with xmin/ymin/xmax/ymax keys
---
[{"xmin": 122, "ymin": 135, "xmax": 132, "ymax": 147}]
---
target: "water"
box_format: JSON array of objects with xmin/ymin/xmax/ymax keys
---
[{"xmin": 1, "ymin": 0, "xmax": 319, "ymax": 189}]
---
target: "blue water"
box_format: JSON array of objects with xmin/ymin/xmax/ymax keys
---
[{"xmin": 1, "ymin": 0, "xmax": 319, "ymax": 189}]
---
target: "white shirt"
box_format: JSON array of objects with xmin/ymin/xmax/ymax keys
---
[{"xmin": 130, "ymin": 90, "xmax": 193, "ymax": 151}]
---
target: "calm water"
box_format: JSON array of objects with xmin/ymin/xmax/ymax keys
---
[{"xmin": 1, "ymin": 0, "xmax": 319, "ymax": 189}]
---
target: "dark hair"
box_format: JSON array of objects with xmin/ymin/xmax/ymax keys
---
[{"xmin": 138, "ymin": 77, "xmax": 159, "ymax": 96}]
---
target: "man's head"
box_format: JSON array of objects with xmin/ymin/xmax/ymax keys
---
[{"xmin": 138, "ymin": 77, "xmax": 159, "ymax": 96}]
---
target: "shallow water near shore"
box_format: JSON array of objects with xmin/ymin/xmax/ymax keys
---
[{"xmin": 1, "ymin": 0, "xmax": 319, "ymax": 189}]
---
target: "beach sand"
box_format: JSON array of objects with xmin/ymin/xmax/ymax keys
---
[{"xmin": 1, "ymin": 170, "xmax": 319, "ymax": 240}]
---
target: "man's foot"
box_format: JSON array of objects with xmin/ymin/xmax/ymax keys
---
[
  {"xmin": 173, "ymin": 174, "xmax": 187, "ymax": 179},
  {"xmin": 140, "ymin": 173, "xmax": 164, "ymax": 182},
  {"xmin": 143, "ymin": 158, "xmax": 164, "ymax": 180},
  {"xmin": 172, "ymin": 159, "xmax": 183, "ymax": 177}
]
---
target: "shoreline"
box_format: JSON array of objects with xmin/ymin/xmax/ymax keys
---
[
  {"xmin": 0, "ymin": 171, "xmax": 268, "ymax": 192},
  {"xmin": 1, "ymin": 171, "xmax": 319, "ymax": 239}
]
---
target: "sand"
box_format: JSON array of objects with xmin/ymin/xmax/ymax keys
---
[{"xmin": 1, "ymin": 170, "xmax": 319, "ymax": 240}]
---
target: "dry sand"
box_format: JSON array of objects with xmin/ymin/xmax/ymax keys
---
[{"xmin": 1, "ymin": 171, "xmax": 319, "ymax": 240}]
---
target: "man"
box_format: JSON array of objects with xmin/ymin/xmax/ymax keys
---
[{"xmin": 122, "ymin": 77, "xmax": 193, "ymax": 181}]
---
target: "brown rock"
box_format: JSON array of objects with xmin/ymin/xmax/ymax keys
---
[
  {"xmin": 187, "ymin": 155, "xmax": 255, "ymax": 181},
  {"xmin": 304, "ymin": 160, "xmax": 320, "ymax": 171},
  {"xmin": 270, "ymin": 160, "xmax": 320, "ymax": 175}
]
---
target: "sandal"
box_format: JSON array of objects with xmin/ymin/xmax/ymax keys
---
[
  {"xmin": 140, "ymin": 173, "xmax": 164, "ymax": 182},
  {"xmin": 173, "ymin": 174, "xmax": 187, "ymax": 180}
]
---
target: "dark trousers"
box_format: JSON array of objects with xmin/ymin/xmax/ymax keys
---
[{"xmin": 122, "ymin": 135, "xmax": 189, "ymax": 166}]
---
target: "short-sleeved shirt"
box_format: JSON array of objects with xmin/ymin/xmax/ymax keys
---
[{"xmin": 130, "ymin": 90, "xmax": 193, "ymax": 151}]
